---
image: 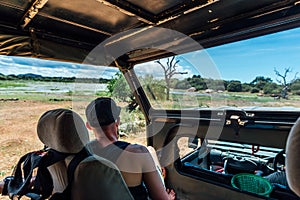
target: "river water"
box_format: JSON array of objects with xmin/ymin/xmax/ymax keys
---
[{"xmin": 0, "ymin": 81, "xmax": 107, "ymax": 95}]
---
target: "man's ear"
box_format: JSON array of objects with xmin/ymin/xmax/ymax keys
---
[
  {"xmin": 86, "ymin": 121, "xmax": 92, "ymax": 130},
  {"xmin": 116, "ymin": 117, "xmax": 120, "ymax": 127}
]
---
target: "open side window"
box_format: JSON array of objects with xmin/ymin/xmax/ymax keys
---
[{"xmin": 146, "ymin": 108, "xmax": 300, "ymax": 199}]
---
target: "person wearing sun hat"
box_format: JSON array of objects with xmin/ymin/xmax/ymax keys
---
[{"xmin": 85, "ymin": 97, "xmax": 175, "ymax": 200}]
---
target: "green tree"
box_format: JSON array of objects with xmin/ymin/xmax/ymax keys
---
[
  {"xmin": 250, "ymin": 76, "xmax": 272, "ymax": 90},
  {"xmin": 263, "ymin": 82, "xmax": 280, "ymax": 94},
  {"xmin": 140, "ymin": 74, "xmax": 166, "ymax": 101},
  {"xmin": 175, "ymin": 80, "xmax": 190, "ymax": 90},
  {"xmin": 250, "ymin": 87, "xmax": 260, "ymax": 93},
  {"xmin": 241, "ymin": 83, "xmax": 252, "ymax": 92},
  {"xmin": 291, "ymin": 78, "xmax": 300, "ymax": 95},
  {"xmin": 291, "ymin": 79, "xmax": 300, "ymax": 90},
  {"xmin": 107, "ymin": 72, "xmax": 132, "ymax": 101},
  {"xmin": 206, "ymin": 79, "xmax": 225, "ymax": 91},
  {"xmin": 227, "ymin": 81, "xmax": 242, "ymax": 92},
  {"xmin": 187, "ymin": 75, "xmax": 207, "ymax": 90}
]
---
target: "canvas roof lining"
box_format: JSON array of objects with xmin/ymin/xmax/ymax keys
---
[{"xmin": 0, "ymin": 0, "xmax": 299, "ymax": 67}]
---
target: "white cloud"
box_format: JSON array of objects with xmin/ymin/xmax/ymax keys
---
[
  {"xmin": 135, "ymin": 61, "xmax": 164, "ymax": 79},
  {"xmin": 181, "ymin": 51, "xmax": 222, "ymax": 80},
  {"xmin": 139, "ymin": 52, "xmax": 222, "ymax": 80},
  {"xmin": 135, "ymin": 59, "xmax": 193, "ymax": 80},
  {"xmin": 0, "ymin": 53, "xmax": 220, "ymax": 81},
  {"xmin": 0, "ymin": 55, "xmax": 119, "ymax": 78},
  {"xmin": 76, "ymin": 65, "xmax": 118, "ymax": 79},
  {"xmin": 0, "ymin": 55, "xmax": 14, "ymax": 63}
]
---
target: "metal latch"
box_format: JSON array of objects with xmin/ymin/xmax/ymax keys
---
[{"xmin": 226, "ymin": 115, "xmax": 248, "ymax": 136}]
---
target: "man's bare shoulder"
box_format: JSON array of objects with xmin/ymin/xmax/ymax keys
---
[{"xmin": 125, "ymin": 143, "xmax": 149, "ymax": 153}]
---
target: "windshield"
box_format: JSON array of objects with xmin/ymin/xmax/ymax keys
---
[{"xmin": 134, "ymin": 28, "xmax": 300, "ymax": 110}]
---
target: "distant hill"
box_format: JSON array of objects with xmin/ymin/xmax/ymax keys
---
[
  {"xmin": 0, "ymin": 73, "xmax": 109, "ymax": 83},
  {"xmin": 17, "ymin": 73, "xmax": 43, "ymax": 78}
]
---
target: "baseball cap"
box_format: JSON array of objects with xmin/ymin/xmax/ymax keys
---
[{"xmin": 86, "ymin": 97, "xmax": 121, "ymax": 127}]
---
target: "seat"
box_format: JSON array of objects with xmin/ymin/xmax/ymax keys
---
[
  {"xmin": 37, "ymin": 108, "xmax": 133, "ymax": 200},
  {"xmin": 286, "ymin": 117, "xmax": 300, "ymax": 197}
]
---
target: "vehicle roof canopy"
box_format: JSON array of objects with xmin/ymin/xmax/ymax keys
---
[{"xmin": 1, "ymin": 0, "xmax": 300, "ymax": 66}]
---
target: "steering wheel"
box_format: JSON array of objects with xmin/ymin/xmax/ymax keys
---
[{"xmin": 273, "ymin": 150, "xmax": 286, "ymax": 172}]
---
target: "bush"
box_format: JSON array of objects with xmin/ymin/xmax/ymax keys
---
[
  {"xmin": 227, "ymin": 81, "xmax": 242, "ymax": 92},
  {"xmin": 293, "ymin": 90, "xmax": 300, "ymax": 96},
  {"xmin": 263, "ymin": 83, "xmax": 280, "ymax": 94},
  {"xmin": 187, "ymin": 76, "xmax": 207, "ymax": 90},
  {"xmin": 146, "ymin": 82, "xmax": 166, "ymax": 100},
  {"xmin": 140, "ymin": 76, "xmax": 167, "ymax": 101},
  {"xmin": 119, "ymin": 109, "xmax": 145, "ymax": 134},
  {"xmin": 175, "ymin": 80, "xmax": 190, "ymax": 89},
  {"xmin": 251, "ymin": 88, "xmax": 260, "ymax": 93},
  {"xmin": 291, "ymin": 83, "xmax": 300, "ymax": 91},
  {"xmin": 242, "ymin": 84, "xmax": 252, "ymax": 92}
]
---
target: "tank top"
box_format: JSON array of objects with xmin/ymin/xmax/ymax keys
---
[{"xmin": 87, "ymin": 140, "xmax": 149, "ymax": 200}]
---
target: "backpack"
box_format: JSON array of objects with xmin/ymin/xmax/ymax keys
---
[{"xmin": 3, "ymin": 146, "xmax": 90, "ymax": 200}]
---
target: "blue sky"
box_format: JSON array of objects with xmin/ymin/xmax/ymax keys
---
[
  {"xmin": 205, "ymin": 27, "xmax": 300, "ymax": 83},
  {"xmin": 0, "ymin": 27, "xmax": 299, "ymax": 83}
]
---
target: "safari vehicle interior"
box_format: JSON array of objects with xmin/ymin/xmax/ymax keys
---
[{"xmin": 1, "ymin": 0, "xmax": 300, "ymax": 200}]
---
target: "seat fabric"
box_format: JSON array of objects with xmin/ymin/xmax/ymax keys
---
[
  {"xmin": 36, "ymin": 109, "xmax": 133, "ymax": 199},
  {"xmin": 286, "ymin": 117, "xmax": 300, "ymax": 197}
]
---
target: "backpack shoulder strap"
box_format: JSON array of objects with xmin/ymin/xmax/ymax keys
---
[
  {"xmin": 87, "ymin": 140, "xmax": 130, "ymax": 163},
  {"xmin": 7, "ymin": 151, "xmax": 44, "ymax": 198},
  {"xmin": 50, "ymin": 147, "xmax": 91, "ymax": 200},
  {"xmin": 114, "ymin": 141, "xmax": 131, "ymax": 150},
  {"xmin": 33, "ymin": 149, "xmax": 70, "ymax": 198},
  {"xmin": 6, "ymin": 148, "xmax": 70, "ymax": 200}
]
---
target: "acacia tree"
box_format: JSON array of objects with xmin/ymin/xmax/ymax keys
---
[
  {"xmin": 155, "ymin": 56, "xmax": 186, "ymax": 100},
  {"xmin": 274, "ymin": 67, "xmax": 298, "ymax": 99},
  {"xmin": 250, "ymin": 76, "xmax": 272, "ymax": 90}
]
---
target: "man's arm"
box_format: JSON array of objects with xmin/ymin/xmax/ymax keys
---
[{"xmin": 120, "ymin": 144, "xmax": 175, "ymax": 200}]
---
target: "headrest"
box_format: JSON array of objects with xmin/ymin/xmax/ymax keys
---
[
  {"xmin": 286, "ymin": 117, "xmax": 300, "ymax": 197},
  {"xmin": 72, "ymin": 156, "xmax": 134, "ymax": 200},
  {"xmin": 37, "ymin": 108, "xmax": 89, "ymax": 153}
]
